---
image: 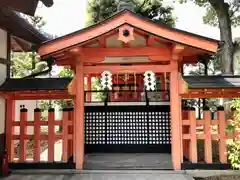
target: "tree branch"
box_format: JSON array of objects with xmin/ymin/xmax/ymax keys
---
[
  {"xmin": 230, "ymin": 6, "xmax": 240, "ymax": 19},
  {"xmin": 138, "ymin": 0, "xmax": 148, "ymax": 11}
]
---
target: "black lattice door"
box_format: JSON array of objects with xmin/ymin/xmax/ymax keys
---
[{"xmin": 84, "ymin": 105, "xmax": 171, "ymax": 153}]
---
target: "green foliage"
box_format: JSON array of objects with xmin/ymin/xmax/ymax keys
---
[
  {"xmin": 38, "ymin": 100, "xmax": 53, "ymax": 110},
  {"xmin": 11, "ymin": 15, "xmax": 48, "ymax": 78},
  {"xmin": 228, "ymin": 140, "xmax": 240, "ymax": 169},
  {"xmin": 11, "ymin": 52, "xmax": 47, "ymax": 78},
  {"xmin": 59, "ymin": 67, "xmax": 74, "ymax": 78},
  {"xmin": 92, "ymin": 77, "xmax": 107, "ymax": 101},
  {"xmin": 178, "ymin": 0, "xmax": 240, "ymax": 27},
  {"xmin": 228, "ymin": 99, "xmax": 240, "ymax": 169},
  {"xmin": 87, "ymin": 0, "xmax": 176, "ymax": 26}
]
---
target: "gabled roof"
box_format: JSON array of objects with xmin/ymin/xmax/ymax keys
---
[
  {"xmin": 0, "ymin": 7, "xmax": 52, "ymax": 46},
  {"xmin": 0, "ymin": 78, "xmax": 72, "ymax": 91},
  {"xmin": 39, "ymin": 10, "xmax": 219, "ymax": 57},
  {"xmin": 183, "ymin": 76, "xmax": 240, "ymax": 89},
  {"xmin": 0, "ymin": 0, "xmax": 53, "ymax": 16}
]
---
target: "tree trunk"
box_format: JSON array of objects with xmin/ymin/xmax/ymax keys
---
[
  {"xmin": 209, "ymin": 0, "xmax": 234, "ymax": 75},
  {"xmin": 209, "ymin": 0, "xmax": 234, "ymax": 119}
]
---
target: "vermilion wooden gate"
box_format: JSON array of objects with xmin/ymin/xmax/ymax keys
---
[{"xmin": 84, "ymin": 105, "xmax": 171, "ymax": 153}]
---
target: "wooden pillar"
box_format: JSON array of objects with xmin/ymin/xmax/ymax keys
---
[
  {"xmin": 34, "ymin": 108, "xmax": 41, "ymax": 162},
  {"xmin": 48, "ymin": 109, "xmax": 55, "ymax": 162},
  {"xmin": 6, "ymin": 99, "xmax": 15, "ymax": 161},
  {"xmin": 204, "ymin": 110, "xmax": 212, "ymax": 163},
  {"xmin": 170, "ymin": 60, "xmax": 182, "ymax": 170},
  {"xmin": 19, "ymin": 108, "xmax": 27, "ymax": 162},
  {"xmin": 75, "ymin": 58, "xmax": 85, "ymax": 169},
  {"xmin": 189, "ymin": 110, "xmax": 197, "ymax": 163},
  {"xmin": 87, "ymin": 75, "xmax": 92, "ymax": 102},
  {"xmin": 218, "ymin": 109, "xmax": 227, "ymax": 163},
  {"xmin": 62, "ymin": 110, "xmax": 69, "ymax": 162}
]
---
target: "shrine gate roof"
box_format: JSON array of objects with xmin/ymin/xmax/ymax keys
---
[
  {"xmin": 183, "ymin": 76, "xmax": 240, "ymax": 89},
  {"xmin": 0, "ymin": 78, "xmax": 72, "ymax": 91},
  {"xmin": 38, "ymin": 10, "xmax": 219, "ymax": 58}
]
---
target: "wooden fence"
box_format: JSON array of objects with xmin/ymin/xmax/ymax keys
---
[
  {"xmin": 182, "ymin": 107, "xmax": 235, "ymax": 164},
  {"xmin": 6, "ymin": 108, "xmax": 74, "ymax": 163}
]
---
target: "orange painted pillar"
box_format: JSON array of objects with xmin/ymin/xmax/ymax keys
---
[
  {"xmin": 204, "ymin": 109, "xmax": 212, "ymax": 163},
  {"xmin": 68, "ymin": 110, "xmax": 74, "ymax": 159},
  {"xmin": 87, "ymin": 75, "xmax": 92, "ymax": 102},
  {"xmin": 182, "ymin": 109, "xmax": 190, "ymax": 160},
  {"xmin": 218, "ymin": 108, "xmax": 227, "ymax": 163},
  {"xmin": 189, "ymin": 109, "xmax": 197, "ymax": 163},
  {"xmin": 170, "ymin": 60, "xmax": 182, "ymax": 170},
  {"xmin": 75, "ymin": 58, "xmax": 85, "ymax": 169},
  {"xmin": 62, "ymin": 109, "xmax": 69, "ymax": 162},
  {"xmin": 6, "ymin": 99, "xmax": 15, "ymax": 162},
  {"xmin": 73, "ymin": 101, "xmax": 76, "ymax": 162},
  {"xmin": 19, "ymin": 108, "xmax": 27, "ymax": 162},
  {"xmin": 48, "ymin": 109, "xmax": 55, "ymax": 162},
  {"xmin": 34, "ymin": 108, "xmax": 41, "ymax": 162}
]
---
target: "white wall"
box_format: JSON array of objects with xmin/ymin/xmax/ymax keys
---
[{"xmin": 0, "ymin": 29, "xmax": 7, "ymax": 135}]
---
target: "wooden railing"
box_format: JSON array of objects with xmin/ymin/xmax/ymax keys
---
[
  {"xmin": 182, "ymin": 107, "xmax": 235, "ymax": 164},
  {"xmin": 7, "ymin": 108, "xmax": 74, "ymax": 163}
]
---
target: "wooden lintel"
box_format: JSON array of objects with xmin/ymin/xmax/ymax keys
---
[
  {"xmin": 82, "ymin": 46, "xmax": 171, "ymax": 58},
  {"xmin": 83, "ymin": 64, "xmax": 174, "ymax": 74},
  {"xmin": 181, "ymin": 93, "xmax": 240, "ymax": 98}
]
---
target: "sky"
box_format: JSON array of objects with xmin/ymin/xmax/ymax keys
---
[{"xmin": 36, "ymin": 0, "xmax": 240, "ymax": 40}]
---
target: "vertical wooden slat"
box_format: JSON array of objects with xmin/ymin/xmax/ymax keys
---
[
  {"xmin": 218, "ymin": 108, "xmax": 227, "ymax": 163},
  {"xmin": 68, "ymin": 110, "xmax": 74, "ymax": 159},
  {"xmin": 204, "ymin": 110, "xmax": 212, "ymax": 163},
  {"xmin": 34, "ymin": 108, "xmax": 41, "ymax": 162},
  {"xmin": 19, "ymin": 108, "xmax": 27, "ymax": 162},
  {"xmin": 62, "ymin": 110, "xmax": 69, "ymax": 161},
  {"xmin": 87, "ymin": 75, "xmax": 92, "ymax": 102},
  {"xmin": 161, "ymin": 73, "xmax": 166, "ymax": 100},
  {"xmin": 182, "ymin": 110, "xmax": 190, "ymax": 160},
  {"xmin": 189, "ymin": 109, "xmax": 197, "ymax": 163},
  {"xmin": 48, "ymin": 109, "xmax": 55, "ymax": 162},
  {"xmin": 6, "ymin": 99, "xmax": 15, "ymax": 161},
  {"xmin": 73, "ymin": 101, "xmax": 76, "ymax": 162}
]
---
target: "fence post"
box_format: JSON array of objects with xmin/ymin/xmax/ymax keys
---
[
  {"xmin": 62, "ymin": 109, "xmax": 69, "ymax": 161},
  {"xmin": 182, "ymin": 108, "xmax": 190, "ymax": 160},
  {"xmin": 19, "ymin": 108, "xmax": 27, "ymax": 162},
  {"xmin": 34, "ymin": 108, "xmax": 41, "ymax": 162},
  {"xmin": 218, "ymin": 106, "xmax": 227, "ymax": 163},
  {"xmin": 189, "ymin": 108, "xmax": 197, "ymax": 163},
  {"xmin": 48, "ymin": 108, "xmax": 55, "ymax": 162},
  {"xmin": 204, "ymin": 107, "xmax": 212, "ymax": 163},
  {"xmin": 68, "ymin": 109, "xmax": 74, "ymax": 159},
  {"xmin": 6, "ymin": 99, "xmax": 15, "ymax": 162}
]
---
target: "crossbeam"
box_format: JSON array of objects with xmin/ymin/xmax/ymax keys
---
[
  {"xmin": 81, "ymin": 47, "xmax": 172, "ymax": 62},
  {"xmin": 83, "ymin": 63, "xmax": 174, "ymax": 74}
]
